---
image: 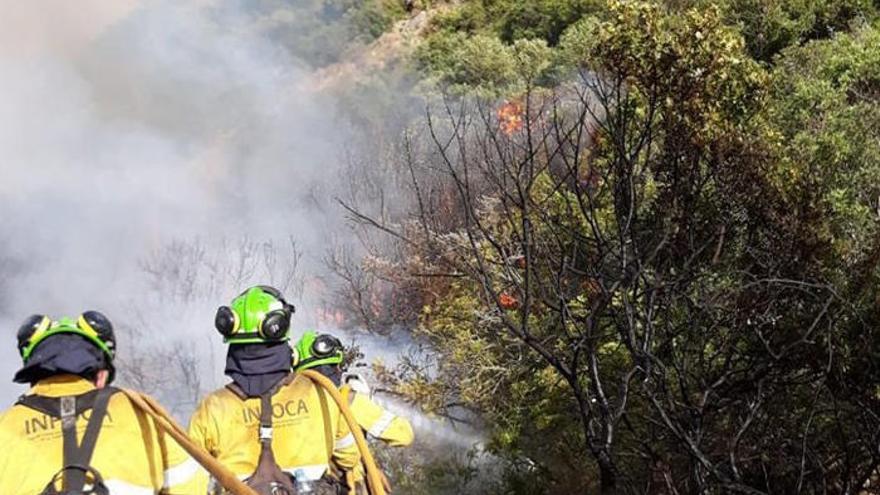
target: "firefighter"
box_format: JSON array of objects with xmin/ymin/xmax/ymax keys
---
[
  {"xmin": 189, "ymin": 286, "xmax": 360, "ymax": 494},
  {"xmin": 293, "ymin": 331, "xmax": 414, "ymax": 492},
  {"xmin": 0, "ymin": 311, "xmax": 201, "ymax": 495}
]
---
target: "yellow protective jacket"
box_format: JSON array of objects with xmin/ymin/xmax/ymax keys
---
[
  {"xmin": 0, "ymin": 375, "xmax": 201, "ymax": 495},
  {"xmin": 342, "ymin": 385, "xmax": 414, "ymax": 491},
  {"xmin": 188, "ymin": 373, "xmax": 360, "ymax": 489},
  {"xmin": 343, "ymin": 386, "xmax": 413, "ymax": 447}
]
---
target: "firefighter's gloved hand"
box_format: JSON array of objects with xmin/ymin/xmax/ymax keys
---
[{"xmin": 345, "ymin": 374, "xmax": 371, "ymax": 395}]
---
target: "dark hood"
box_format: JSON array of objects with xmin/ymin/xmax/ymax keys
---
[
  {"xmin": 310, "ymin": 364, "xmax": 342, "ymax": 386},
  {"xmin": 14, "ymin": 333, "xmax": 111, "ymax": 385},
  {"xmin": 225, "ymin": 342, "xmax": 292, "ymax": 398}
]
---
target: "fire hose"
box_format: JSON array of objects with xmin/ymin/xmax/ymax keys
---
[
  {"xmin": 121, "ymin": 371, "xmax": 388, "ymax": 495},
  {"xmin": 121, "ymin": 389, "xmax": 259, "ymax": 495},
  {"xmin": 300, "ymin": 370, "xmax": 388, "ymax": 495}
]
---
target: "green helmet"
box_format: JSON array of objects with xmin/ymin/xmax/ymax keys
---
[
  {"xmin": 17, "ymin": 312, "xmax": 116, "ymax": 363},
  {"xmin": 214, "ymin": 285, "xmax": 295, "ymax": 344},
  {"xmin": 293, "ymin": 331, "xmax": 344, "ymax": 371}
]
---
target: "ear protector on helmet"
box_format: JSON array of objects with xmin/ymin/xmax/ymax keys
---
[
  {"xmin": 214, "ymin": 306, "xmax": 240, "ymax": 338},
  {"xmin": 17, "ymin": 311, "xmax": 116, "ymax": 363},
  {"xmin": 16, "ymin": 315, "xmax": 51, "ymax": 357},
  {"xmin": 312, "ymin": 334, "xmax": 343, "ymax": 358},
  {"xmin": 214, "ymin": 285, "xmax": 296, "ymax": 343},
  {"xmin": 260, "ymin": 309, "xmax": 291, "ymax": 340},
  {"xmin": 79, "ymin": 311, "xmax": 115, "ymax": 348},
  {"xmin": 293, "ymin": 333, "xmax": 344, "ymax": 371}
]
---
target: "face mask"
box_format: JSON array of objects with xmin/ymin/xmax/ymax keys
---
[
  {"xmin": 14, "ymin": 334, "xmax": 108, "ymax": 385},
  {"xmin": 225, "ymin": 342, "xmax": 292, "ymax": 397}
]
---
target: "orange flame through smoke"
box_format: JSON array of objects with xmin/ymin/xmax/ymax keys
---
[
  {"xmin": 498, "ymin": 100, "xmax": 524, "ymax": 136},
  {"xmin": 499, "ymin": 292, "xmax": 519, "ymax": 310}
]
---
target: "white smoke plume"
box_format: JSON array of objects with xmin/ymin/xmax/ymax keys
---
[
  {"xmin": 0, "ymin": 2, "xmax": 488, "ymax": 473},
  {"xmin": 0, "ymin": 0, "xmax": 353, "ymax": 400}
]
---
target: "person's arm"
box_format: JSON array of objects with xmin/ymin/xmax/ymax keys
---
[
  {"xmin": 187, "ymin": 396, "xmax": 219, "ymax": 455},
  {"xmin": 160, "ymin": 397, "xmax": 220, "ymax": 495},
  {"xmin": 332, "ymin": 402, "xmax": 362, "ymax": 472},
  {"xmin": 350, "ymin": 393, "xmax": 414, "ymax": 447},
  {"xmin": 158, "ymin": 437, "xmax": 204, "ymax": 495}
]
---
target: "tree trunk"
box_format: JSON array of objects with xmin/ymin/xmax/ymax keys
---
[{"xmin": 599, "ymin": 453, "xmax": 619, "ymax": 493}]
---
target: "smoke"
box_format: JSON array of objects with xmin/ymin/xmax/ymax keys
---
[
  {"xmin": 0, "ymin": 3, "xmax": 497, "ymax": 485},
  {"xmin": 0, "ymin": 0, "xmax": 356, "ymax": 399}
]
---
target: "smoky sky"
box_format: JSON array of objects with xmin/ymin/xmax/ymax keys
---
[{"xmin": 0, "ymin": 0, "xmax": 356, "ymax": 397}]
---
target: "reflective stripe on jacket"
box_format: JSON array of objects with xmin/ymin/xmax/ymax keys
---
[
  {"xmin": 342, "ymin": 384, "xmax": 414, "ymax": 491},
  {"xmin": 188, "ymin": 373, "xmax": 360, "ymax": 489},
  {"xmin": 0, "ymin": 374, "xmax": 201, "ymax": 495},
  {"xmin": 343, "ymin": 385, "xmax": 414, "ymax": 447}
]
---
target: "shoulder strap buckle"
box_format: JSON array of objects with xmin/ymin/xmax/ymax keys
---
[{"xmin": 60, "ymin": 396, "xmax": 75, "ymax": 429}]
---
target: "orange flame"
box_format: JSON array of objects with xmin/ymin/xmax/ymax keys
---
[
  {"xmin": 499, "ymin": 292, "xmax": 519, "ymax": 310},
  {"xmin": 498, "ymin": 100, "xmax": 524, "ymax": 136},
  {"xmin": 316, "ymin": 307, "xmax": 345, "ymax": 327}
]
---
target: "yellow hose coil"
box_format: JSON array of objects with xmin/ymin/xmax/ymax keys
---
[
  {"xmin": 121, "ymin": 374, "xmax": 388, "ymax": 495},
  {"xmin": 121, "ymin": 389, "xmax": 259, "ymax": 495},
  {"xmin": 300, "ymin": 370, "xmax": 387, "ymax": 495}
]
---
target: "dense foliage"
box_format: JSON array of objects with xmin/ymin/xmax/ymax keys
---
[{"xmin": 333, "ymin": 0, "xmax": 880, "ymax": 493}]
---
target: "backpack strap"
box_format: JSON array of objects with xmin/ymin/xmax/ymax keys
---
[
  {"xmin": 16, "ymin": 388, "xmax": 111, "ymax": 417},
  {"xmin": 19, "ymin": 387, "xmax": 117, "ymax": 492},
  {"xmin": 256, "ymin": 373, "xmax": 297, "ymax": 440},
  {"xmin": 258, "ymin": 392, "xmax": 274, "ymax": 444},
  {"xmin": 60, "ymin": 396, "xmax": 78, "ymax": 490},
  {"xmin": 63, "ymin": 387, "xmax": 114, "ymax": 490}
]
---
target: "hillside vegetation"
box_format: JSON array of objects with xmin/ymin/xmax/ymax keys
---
[{"xmin": 312, "ymin": 0, "xmax": 880, "ymax": 493}]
